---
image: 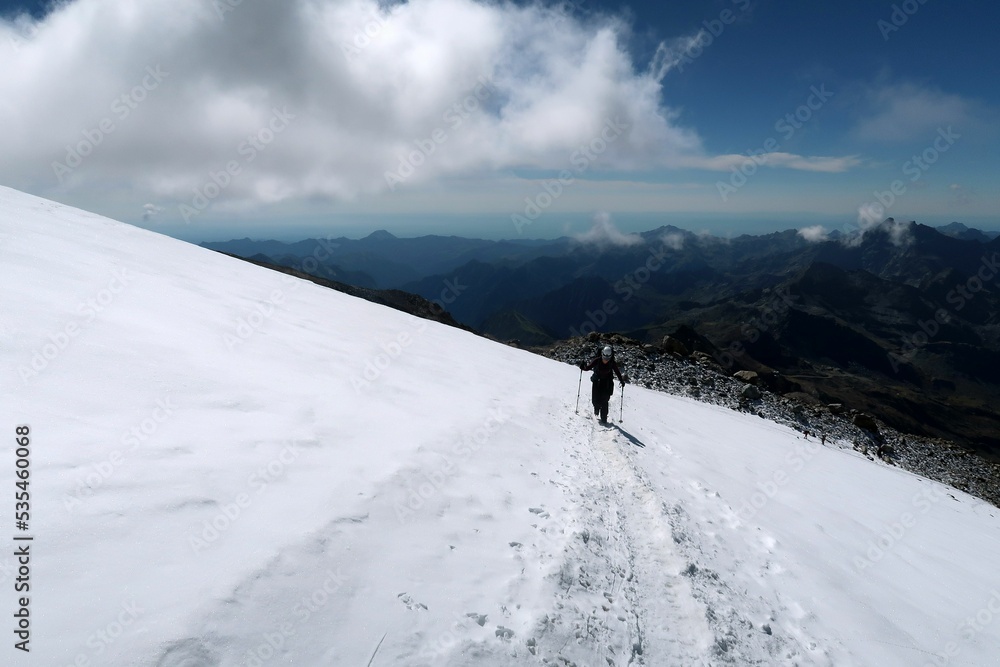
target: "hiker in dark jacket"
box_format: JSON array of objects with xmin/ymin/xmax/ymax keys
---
[{"xmin": 580, "ymin": 345, "xmax": 628, "ymax": 423}]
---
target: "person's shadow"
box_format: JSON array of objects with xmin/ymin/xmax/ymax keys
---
[{"xmin": 610, "ymin": 423, "xmax": 646, "ymax": 448}]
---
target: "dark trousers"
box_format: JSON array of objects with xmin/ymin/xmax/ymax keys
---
[{"xmin": 592, "ymin": 378, "xmax": 613, "ymax": 421}]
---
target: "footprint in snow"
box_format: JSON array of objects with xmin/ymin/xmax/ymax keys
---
[
  {"xmin": 398, "ymin": 592, "xmax": 428, "ymax": 611},
  {"xmin": 528, "ymin": 507, "xmax": 550, "ymax": 518},
  {"xmin": 465, "ymin": 612, "xmax": 488, "ymax": 626},
  {"xmin": 155, "ymin": 638, "xmax": 220, "ymax": 667}
]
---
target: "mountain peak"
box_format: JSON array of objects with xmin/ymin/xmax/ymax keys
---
[
  {"xmin": 939, "ymin": 221, "xmax": 969, "ymax": 234},
  {"xmin": 936, "ymin": 221, "xmax": 994, "ymax": 243},
  {"xmin": 364, "ymin": 229, "xmax": 397, "ymax": 241}
]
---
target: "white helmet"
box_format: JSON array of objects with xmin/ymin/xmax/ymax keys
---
[{"xmin": 602, "ymin": 346, "xmax": 612, "ymax": 360}]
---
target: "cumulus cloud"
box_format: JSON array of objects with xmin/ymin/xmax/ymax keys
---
[
  {"xmin": 574, "ymin": 212, "xmax": 642, "ymax": 248},
  {"xmin": 847, "ymin": 206, "xmax": 913, "ymax": 247},
  {"xmin": 0, "ymin": 0, "xmax": 710, "ymax": 207},
  {"xmin": 797, "ymin": 225, "xmax": 828, "ymax": 243},
  {"xmin": 0, "ymin": 0, "xmax": 864, "ymax": 221}
]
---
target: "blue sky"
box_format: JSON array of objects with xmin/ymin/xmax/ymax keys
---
[{"xmin": 0, "ymin": 0, "xmax": 996, "ymax": 241}]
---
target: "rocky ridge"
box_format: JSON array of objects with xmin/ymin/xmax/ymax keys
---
[{"xmin": 538, "ymin": 333, "xmax": 1000, "ymax": 509}]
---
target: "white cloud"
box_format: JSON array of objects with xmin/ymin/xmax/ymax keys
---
[
  {"xmin": 648, "ymin": 30, "xmax": 707, "ymax": 81},
  {"xmin": 0, "ymin": 0, "xmax": 870, "ymax": 226},
  {"xmin": 574, "ymin": 211, "xmax": 642, "ymax": 247},
  {"xmin": 685, "ymin": 152, "xmax": 862, "ymax": 173},
  {"xmin": 142, "ymin": 203, "xmax": 164, "ymax": 221},
  {"xmin": 660, "ymin": 232, "xmax": 684, "ymax": 250},
  {"xmin": 852, "ymin": 82, "xmax": 974, "ymax": 144},
  {"xmin": 797, "ymin": 225, "xmax": 828, "ymax": 243},
  {"xmin": 949, "ymin": 183, "xmax": 975, "ymax": 207},
  {"xmin": 847, "ymin": 207, "xmax": 913, "ymax": 247},
  {"xmin": 886, "ymin": 218, "xmax": 914, "ymax": 246},
  {"xmin": 0, "ymin": 0, "xmax": 713, "ymax": 211},
  {"xmin": 695, "ymin": 228, "xmax": 725, "ymax": 244}
]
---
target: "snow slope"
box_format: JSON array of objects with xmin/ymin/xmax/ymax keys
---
[{"xmin": 2, "ymin": 185, "xmax": 1000, "ymax": 666}]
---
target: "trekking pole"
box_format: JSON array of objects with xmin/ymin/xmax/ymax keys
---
[
  {"xmin": 619, "ymin": 383, "xmax": 625, "ymax": 423},
  {"xmin": 574, "ymin": 368, "xmax": 583, "ymax": 414}
]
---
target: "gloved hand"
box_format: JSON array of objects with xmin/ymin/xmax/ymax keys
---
[
  {"xmin": 579, "ymin": 362, "xmax": 586, "ymax": 370},
  {"xmin": 622, "ymin": 374, "xmax": 630, "ymax": 384}
]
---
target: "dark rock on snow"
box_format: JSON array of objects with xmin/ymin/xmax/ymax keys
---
[{"xmin": 540, "ymin": 334, "xmax": 1000, "ymax": 509}]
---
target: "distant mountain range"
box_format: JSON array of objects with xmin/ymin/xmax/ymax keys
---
[
  {"xmin": 204, "ymin": 221, "xmax": 1000, "ymax": 455},
  {"xmin": 203, "ymin": 230, "xmax": 571, "ymax": 290},
  {"xmin": 936, "ymin": 221, "xmax": 1000, "ymax": 242}
]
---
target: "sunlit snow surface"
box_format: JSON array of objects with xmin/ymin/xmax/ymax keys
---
[{"xmin": 2, "ymin": 185, "xmax": 999, "ymax": 666}]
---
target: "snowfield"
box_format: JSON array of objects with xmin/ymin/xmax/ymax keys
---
[{"xmin": 2, "ymin": 185, "xmax": 1000, "ymax": 666}]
